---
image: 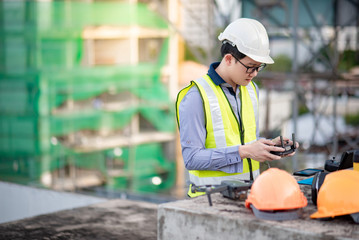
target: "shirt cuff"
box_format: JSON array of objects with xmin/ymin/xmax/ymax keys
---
[{"xmin": 211, "ymin": 145, "xmax": 243, "ymax": 173}]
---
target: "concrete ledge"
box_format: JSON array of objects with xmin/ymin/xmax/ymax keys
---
[{"xmin": 158, "ymin": 187, "xmax": 359, "ymax": 240}]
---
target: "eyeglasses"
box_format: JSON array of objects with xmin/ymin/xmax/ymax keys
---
[{"xmin": 231, "ymin": 54, "xmax": 266, "ymax": 74}]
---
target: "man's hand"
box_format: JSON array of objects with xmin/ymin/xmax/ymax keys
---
[
  {"xmin": 271, "ymin": 136, "xmax": 300, "ymax": 157},
  {"xmin": 238, "ymin": 138, "xmax": 286, "ymax": 162}
]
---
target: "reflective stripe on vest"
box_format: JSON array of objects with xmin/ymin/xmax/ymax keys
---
[
  {"xmin": 195, "ymin": 76, "xmax": 231, "ymax": 148},
  {"xmin": 176, "ymin": 75, "xmax": 260, "ymax": 193},
  {"xmin": 190, "ymin": 170, "xmax": 260, "ymax": 186}
]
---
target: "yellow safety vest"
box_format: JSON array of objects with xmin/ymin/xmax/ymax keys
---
[{"xmin": 176, "ymin": 75, "xmax": 260, "ymax": 197}]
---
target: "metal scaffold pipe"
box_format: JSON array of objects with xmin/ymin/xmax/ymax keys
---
[{"xmin": 291, "ymin": 0, "xmax": 299, "ymax": 171}]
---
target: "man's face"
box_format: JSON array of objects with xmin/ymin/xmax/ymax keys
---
[{"xmin": 229, "ymin": 55, "xmax": 262, "ymax": 86}]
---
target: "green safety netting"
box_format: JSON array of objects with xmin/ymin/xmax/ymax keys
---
[
  {"xmin": 2, "ymin": 1, "xmax": 168, "ymax": 33},
  {"xmin": 0, "ymin": 62, "xmax": 171, "ymax": 116},
  {"xmin": 0, "ymin": 142, "xmax": 176, "ymax": 193},
  {"xmin": 0, "ymin": 1, "xmax": 176, "ymax": 194}
]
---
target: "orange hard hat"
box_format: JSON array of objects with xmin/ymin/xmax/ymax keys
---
[
  {"xmin": 245, "ymin": 168, "xmax": 307, "ymax": 220},
  {"xmin": 311, "ymin": 169, "xmax": 359, "ymax": 222}
]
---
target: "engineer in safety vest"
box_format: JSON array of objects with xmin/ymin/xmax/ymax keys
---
[{"xmin": 176, "ymin": 18, "xmax": 299, "ymax": 197}]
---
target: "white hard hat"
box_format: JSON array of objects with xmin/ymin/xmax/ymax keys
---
[{"xmin": 218, "ymin": 18, "xmax": 274, "ymax": 64}]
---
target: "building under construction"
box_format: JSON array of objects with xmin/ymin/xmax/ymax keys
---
[{"xmin": 0, "ymin": 0, "xmax": 180, "ymax": 196}]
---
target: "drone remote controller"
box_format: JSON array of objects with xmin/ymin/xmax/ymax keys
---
[{"xmin": 270, "ymin": 133, "xmax": 296, "ymax": 156}]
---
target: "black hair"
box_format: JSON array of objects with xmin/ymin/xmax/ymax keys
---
[{"xmin": 220, "ymin": 42, "xmax": 246, "ymax": 60}]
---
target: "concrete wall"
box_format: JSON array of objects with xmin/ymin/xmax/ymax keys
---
[{"xmin": 158, "ymin": 193, "xmax": 359, "ymax": 240}]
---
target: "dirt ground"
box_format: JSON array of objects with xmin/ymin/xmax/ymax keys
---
[{"xmin": 0, "ymin": 199, "xmax": 158, "ymax": 240}]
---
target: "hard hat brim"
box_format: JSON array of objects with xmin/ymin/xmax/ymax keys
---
[
  {"xmin": 310, "ymin": 211, "xmax": 330, "ymax": 219},
  {"xmin": 310, "ymin": 210, "xmax": 359, "ymax": 220},
  {"xmin": 311, "ymin": 211, "xmax": 359, "ymax": 224},
  {"xmin": 247, "ymin": 53, "xmax": 274, "ymax": 64},
  {"xmin": 249, "ymin": 204, "xmax": 303, "ymax": 221}
]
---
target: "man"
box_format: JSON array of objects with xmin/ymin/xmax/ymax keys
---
[{"xmin": 176, "ymin": 18, "xmax": 297, "ymax": 197}]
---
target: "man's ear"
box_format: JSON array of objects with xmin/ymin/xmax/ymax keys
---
[{"xmin": 224, "ymin": 54, "xmax": 233, "ymax": 65}]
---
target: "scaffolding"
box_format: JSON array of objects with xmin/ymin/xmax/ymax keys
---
[
  {"xmin": 240, "ymin": 0, "xmax": 359, "ymax": 165},
  {"xmin": 0, "ymin": 0, "xmax": 179, "ymax": 195}
]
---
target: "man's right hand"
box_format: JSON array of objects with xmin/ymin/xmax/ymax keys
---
[{"xmin": 238, "ymin": 138, "xmax": 285, "ymax": 162}]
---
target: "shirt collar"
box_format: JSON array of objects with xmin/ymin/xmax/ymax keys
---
[{"xmin": 207, "ymin": 62, "xmax": 226, "ymax": 86}]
